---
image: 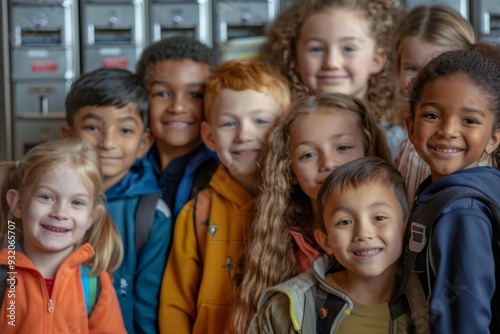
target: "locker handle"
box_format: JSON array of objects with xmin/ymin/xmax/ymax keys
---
[
  {"xmin": 484, "ymin": 12, "xmax": 490, "ymax": 34},
  {"xmin": 220, "ymin": 21, "xmax": 227, "ymax": 43},
  {"xmin": 88, "ymin": 24, "xmax": 95, "ymax": 45},
  {"xmin": 38, "ymin": 95, "xmax": 48, "ymax": 115}
]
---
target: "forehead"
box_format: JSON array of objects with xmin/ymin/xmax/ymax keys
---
[
  {"xmin": 74, "ymin": 104, "xmax": 144, "ymax": 125},
  {"xmin": 211, "ymin": 88, "xmax": 281, "ymax": 113},
  {"xmin": 400, "ymin": 37, "xmax": 452, "ymax": 64},
  {"xmin": 146, "ymin": 59, "xmax": 210, "ymax": 86},
  {"xmin": 419, "ymin": 74, "xmax": 490, "ymax": 109},
  {"xmin": 324, "ymin": 180, "xmax": 400, "ymax": 211},
  {"xmin": 300, "ymin": 8, "xmax": 371, "ymax": 39},
  {"xmin": 290, "ymin": 108, "xmax": 360, "ymax": 137},
  {"xmin": 26, "ymin": 164, "xmax": 92, "ymax": 192}
]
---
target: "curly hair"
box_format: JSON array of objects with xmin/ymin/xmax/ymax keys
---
[
  {"xmin": 229, "ymin": 93, "xmax": 392, "ymax": 333},
  {"xmin": 135, "ymin": 36, "xmax": 215, "ymax": 82},
  {"xmin": 262, "ymin": 0, "xmax": 402, "ymax": 126},
  {"xmin": 408, "ymin": 43, "xmax": 500, "ymax": 169}
]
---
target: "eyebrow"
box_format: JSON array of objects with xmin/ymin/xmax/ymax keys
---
[
  {"xmin": 35, "ymin": 185, "xmax": 91, "ymax": 199},
  {"xmin": 149, "ymin": 80, "xmax": 205, "ymax": 88},
  {"xmin": 294, "ymin": 133, "xmax": 355, "ymax": 147},
  {"xmin": 419, "ymin": 102, "xmax": 486, "ymax": 118},
  {"xmin": 329, "ymin": 201, "xmax": 393, "ymax": 216},
  {"xmin": 81, "ymin": 112, "xmax": 140, "ymax": 124}
]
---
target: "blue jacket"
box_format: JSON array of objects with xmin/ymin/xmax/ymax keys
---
[
  {"xmin": 106, "ymin": 158, "xmax": 172, "ymax": 334},
  {"xmin": 414, "ymin": 167, "xmax": 500, "ymax": 334},
  {"xmin": 147, "ymin": 143, "xmax": 219, "ymax": 219}
]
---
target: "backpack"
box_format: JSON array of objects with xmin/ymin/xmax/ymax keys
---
[
  {"xmin": 391, "ymin": 185, "xmax": 500, "ymax": 319},
  {"xmin": 134, "ymin": 193, "xmax": 161, "ymax": 257},
  {"xmin": 193, "ymin": 188, "xmax": 213, "ymax": 259},
  {"xmin": 0, "ymin": 264, "xmax": 99, "ymax": 317}
]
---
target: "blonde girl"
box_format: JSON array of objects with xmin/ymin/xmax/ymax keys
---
[
  {"xmin": 0, "ymin": 138, "xmax": 125, "ymax": 333},
  {"xmin": 393, "ymin": 5, "xmax": 482, "ymax": 204},
  {"xmin": 230, "ymin": 93, "xmax": 392, "ymax": 333},
  {"xmin": 263, "ymin": 0, "xmax": 405, "ymax": 158}
]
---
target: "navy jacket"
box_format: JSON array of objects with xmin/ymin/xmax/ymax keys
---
[
  {"xmin": 106, "ymin": 158, "xmax": 172, "ymax": 334},
  {"xmin": 414, "ymin": 167, "xmax": 500, "ymax": 334}
]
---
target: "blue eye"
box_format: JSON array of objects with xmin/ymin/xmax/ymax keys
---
[
  {"xmin": 190, "ymin": 92, "xmax": 204, "ymax": 99},
  {"xmin": 338, "ymin": 146, "xmax": 351, "ymax": 151}
]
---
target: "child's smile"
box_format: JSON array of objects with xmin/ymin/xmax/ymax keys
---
[{"xmin": 408, "ymin": 74, "xmax": 500, "ymax": 181}]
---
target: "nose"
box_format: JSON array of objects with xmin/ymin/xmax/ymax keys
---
[
  {"xmin": 97, "ymin": 129, "xmax": 117, "ymax": 150},
  {"xmin": 235, "ymin": 122, "xmax": 254, "ymax": 143},
  {"xmin": 353, "ymin": 220, "xmax": 374, "ymax": 242},
  {"xmin": 437, "ymin": 118, "xmax": 459, "ymax": 138},
  {"xmin": 322, "ymin": 48, "xmax": 341, "ymax": 69},
  {"xmin": 168, "ymin": 94, "xmax": 187, "ymax": 114},
  {"xmin": 319, "ymin": 152, "xmax": 338, "ymax": 172},
  {"xmin": 50, "ymin": 202, "xmax": 68, "ymax": 220}
]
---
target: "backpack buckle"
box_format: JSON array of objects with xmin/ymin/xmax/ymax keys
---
[{"xmin": 409, "ymin": 222, "xmax": 426, "ymax": 253}]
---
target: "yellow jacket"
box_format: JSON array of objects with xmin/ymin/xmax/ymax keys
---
[{"xmin": 159, "ymin": 165, "xmax": 255, "ymax": 334}]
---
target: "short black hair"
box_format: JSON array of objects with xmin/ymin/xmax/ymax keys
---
[
  {"xmin": 317, "ymin": 156, "xmax": 409, "ymax": 232},
  {"xmin": 135, "ymin": 36, "xmax": 214, "ymax": 81},
  {"xmin": 65, "ymin": 68, "xmax": 149, "ymax": 127}
]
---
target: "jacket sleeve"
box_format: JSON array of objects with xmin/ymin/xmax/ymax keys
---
[
  {"xmin": 159, "ymin": 199, "xmax": 201, "ymax": 334},
  {"xmin": 89, "ymin": 272, "xmax": 127, "ymax": 333},
  {"xmin": 429, "ymin": 204, "xmax": 495, "ymax": 334},
  {"xmin": 134, "ymin": 199, "xmax": 173, "ymax": 334},
  {"xmin": 249, "ymin": 292, "xmax": 297, "ymax": 334}
]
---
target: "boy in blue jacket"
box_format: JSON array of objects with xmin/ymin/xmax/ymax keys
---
[
  {"xmin": 136, "ymin": 36, "xmax": 219, "ymax": 220},
  {"xmin": 61, "ymin": 68, "xmax": 172, "ymax": 334}
]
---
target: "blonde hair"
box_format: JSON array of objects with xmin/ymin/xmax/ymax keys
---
[
  {"xmin": 204, "ymin": 59, "xmax": 291, "ymax": 122},
  {"xmin": 394, "ymin": 5, "xmax": 475, "ymax": 71},
  {"xmin": 0, "ymin": 138, "xmax": 123, "ymax": 275},
  {"xmin": 229, "ymin": 93, "xmax": 392, "ymax": 333},
  {"xmin": 262, "ymin": 0, "xmax": 402, "ymax": 126}
]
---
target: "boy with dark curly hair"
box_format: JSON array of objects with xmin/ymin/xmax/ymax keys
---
[{"xmin": 136, "ymin": 36, "xmax": 219, "ymax": 220}]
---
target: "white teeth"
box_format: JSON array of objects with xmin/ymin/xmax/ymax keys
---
[
  {"xmin": 436, "ymin": 147, "xmax": 459, "ymax": 153},
  {"xmin": 354, "ymin": 249, "xmax": 381, "ymax": 256},
  {"xmin": 43, "ymin": 225, "xmax": 69, "ymax": 232}
]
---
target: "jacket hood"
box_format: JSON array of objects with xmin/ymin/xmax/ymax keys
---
[
  {"xmin": 416, "ymin": 167, "xmax": 500, "ymax": 205},
  {"xmin": 106, "ymin": 158, "xmax": 161, "ymax": 200}
]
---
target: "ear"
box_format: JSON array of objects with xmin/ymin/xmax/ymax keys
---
[
  {"xmin": 60, "ymin": 124, "xmax": 73, "ymax": 138},
  {"xmin": 405, "ymin": 117, "xmax": 414, "ymax": 143},
  {"xmin": 6, "ymin": 189, "xmax": 22, "ymax": 219},
  {"xmin": 201, "ymin": 121, "xmax": 217, "ymax": 152},
  {"xmin": 314, "ymin": 228, "xmax": 335, "ymax": 255},
  {"xmin": 485, "ymin": 129, "xmax": 500, "ymax": 155},
  {"xmin": 89, "ymin": 204, "xmax": 105, "ymax": 230},
  {"xmin": 369, "ymin": 47, "xmax": 388, "ymax": 76},
  {"xmin": 136, "ymin": 131, "xmax": 155, "ymax": 158}
]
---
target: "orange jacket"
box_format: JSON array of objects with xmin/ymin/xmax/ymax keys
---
[{"xmin": 0, "ymin": 243, "xmax": 126, "ymax": 334}]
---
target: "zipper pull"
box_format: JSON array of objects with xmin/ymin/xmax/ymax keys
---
[{"xmin": 48, "ymin": 299, "xmax": 54, "ymax": 313}]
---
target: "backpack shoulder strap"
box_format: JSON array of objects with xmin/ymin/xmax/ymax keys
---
[
  {"xmin": 193, "ymin": 188, "xmax": 213, "ymax": 261},
  {"xmin": 190, "ymin": 160, "xmax": 219, "ymax": 199},
  {"xmin": 315, "ymin": 285, "xmax": 345, "ymax": 334},
  {"xmin": 135, "ymin": 193, "xmax": 161, "ymax": 257},
  {"xmin": 392, "ymin": 186, "xmax": 500, "ymax": 317},
  {"xmin": 80, "ymin": 266, "xmax": 100, "ymax": 317}
]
